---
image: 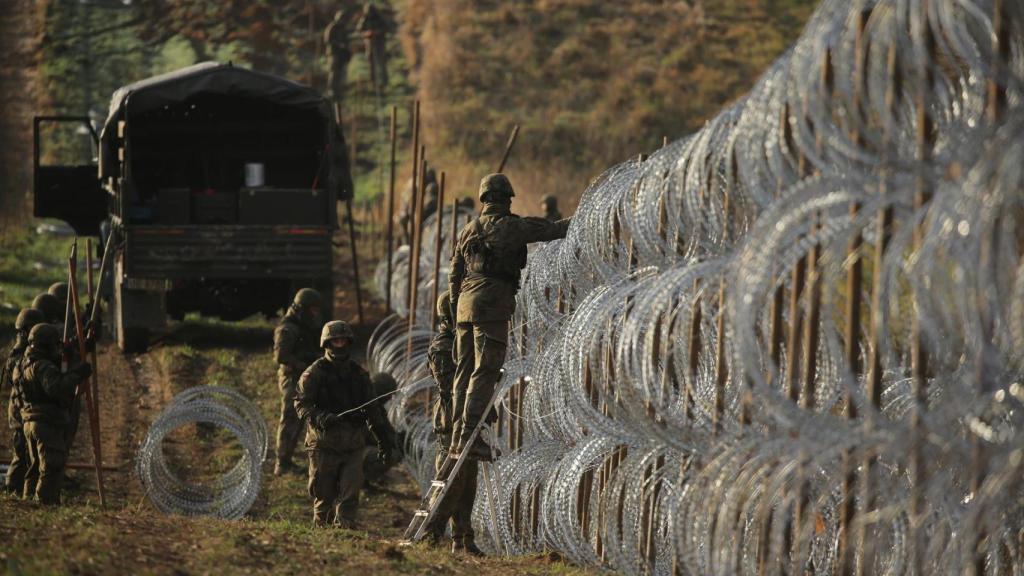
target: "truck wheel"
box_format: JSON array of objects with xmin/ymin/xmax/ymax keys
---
[{"xmin": 114, "ymin": 255, "xmax": 166, "ymax": 353}]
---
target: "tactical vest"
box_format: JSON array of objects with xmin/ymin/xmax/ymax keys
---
[
  {"xmin": 14, "ymin": 357, "xmax": 66, "ymax": 412},
  {"xmin": 464, "ymin": 216, "xmax": 528, "ymax": 287}
]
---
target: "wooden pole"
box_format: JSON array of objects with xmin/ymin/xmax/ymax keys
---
[
  {"xmin": 407, "ymin": 151, "xmax": 427, "ymax": 358},
  {"xmin": 839, "ymin": 9, "xmax": 870, "ymax": 574},
  {"xmin": 346, "ymin": 198, "xmax": 364, "ymax": 326},
  {"xmin": 430, "ymin": 171, "xmax": 446, "ymax": 328},
  {"xmin": 67, "ymin": 242, "xmax": 106, "ymax": 507},
  {"xmin": 496, "ymin": 124, "xmax": 520, "ymax": 173},
  {"xmin": 407, "ymin": 100, "xmax": 421, "ymax": 245},
  {"xmin": 386, "ymin": 107, "xmax": 397, "ymax": 313}
]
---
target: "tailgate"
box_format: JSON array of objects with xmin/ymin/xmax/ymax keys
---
[{"xmin": 124, "ymin": 225, "xmax": 332, "ymax": 279}]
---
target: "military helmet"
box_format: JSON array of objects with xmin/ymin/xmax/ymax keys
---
[
  {"xmin": 458, "ymin": 197, "xmax": 475, "ymax": 211},
  {"xmin": 425, "ymin": 181, "xmax": 439, "ymax": 199},
  {"xmin": 320, "ymin": 320, "xmax": 355, "ymax": 348},
  {"xmin": 28, "ymin": 323, "xmax": 61, "ymax": 347},
  {"xmin": 425, "ymin": 167, "xmax": 437, "ymax": 185},
  {"xmin": 15, "ymin": 308, "xmax": 45, "ymax": 331},
  {"xmin": 478, "ymin": 173, "xmax": 514, "ymax": 203},
  {"xmin": 48, "ymin": 282, "xmax": 69, "ymax": 303},
  {"xmin": 541, "ymin": 194, "xmax": 558, "ymax": 209},
  {"xmin": 370, "ymin": 372, "xmax": 398, "ymax": 398},
  {"xmin": 436, "ymin": 293, "xmax": 452, "ymax": 325},
  {"xmin": 32, "ymin": 293, "xmax": 62, "ymax": 323},
  {"xmin": 292, "ymin": 288, "xmax": 324, "ymax": 310}
]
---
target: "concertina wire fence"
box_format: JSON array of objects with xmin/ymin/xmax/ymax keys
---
[{"xmin": 370, "ymin": 0, "xmax": 1024, "ymax": 573}]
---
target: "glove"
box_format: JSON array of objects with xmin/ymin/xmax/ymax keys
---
[
  {"xmin": 73, "ymin": 362, "xmax": 93, "ymax": 380},
  {"xmin": 321, "ymin": 413, "xmax": 343, "ymax": 428}
]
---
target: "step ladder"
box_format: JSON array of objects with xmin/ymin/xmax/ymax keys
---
[{"xmin": 401, "ymin": 387, "xmax": 506, "ymax": 546}]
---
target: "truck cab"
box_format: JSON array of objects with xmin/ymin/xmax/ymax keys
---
[{"xmin": 34, "ymin": 62, "xmax": 352, "ymax": 351}]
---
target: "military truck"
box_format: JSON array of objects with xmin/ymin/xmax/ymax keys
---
[{"xmin": 34, "ymin": 62, "xmax": 351, "ymax": 352}]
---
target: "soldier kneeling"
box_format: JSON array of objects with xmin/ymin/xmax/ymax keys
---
[
  {"xmin": 295, "ymin": 320, "xmax": 392, "ymax": 528},
  {"xmin": 13, "ymin": 324, "xmax": 91, "ymax": 505}
]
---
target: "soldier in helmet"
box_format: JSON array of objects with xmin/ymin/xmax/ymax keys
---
[
  {"xmin": 540, "ymin": 194, "xmax": 562, "ymax": 222},
  {"xmin": 398, "ymin": 166, "xmax": 438, "ymax": 245},
  {"xmin": 448, "ymin": 174, "xmax": 570, "ymax": 461},
  {"xmin": 294, "ymin": 320, "xmax": 393, "ymax": 528},
  {"xmin": 273, "ymin": 288, "xmax": 325, "ymax": 476},
  {"xmin": 47, "ymin": 283, "xmax": 69, "ymax": 304},
  {"xmin": 32, "ymin": 293, "xmax": 62, "ymax": 325},
  {"xmin": 424, "ymin": 293, "xmax": 482, "ymax": 555},
  {"xmin": 3, "ymin": 308, "xmax": 45, "ymax": 494},
  {"xmin": 361, "ymin": 371, "xmax": 402, "ymax": 487},
  {"xmin": 324, "ymin": 9, "xmax": 357, "ymax": 102},
  {"xmin": 13, "ymin": 323, "xmax": 92, "ymax": 504}
]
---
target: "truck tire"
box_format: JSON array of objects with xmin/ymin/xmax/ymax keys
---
[{"xmin": 114, "ymin": 255, "xmax": 166, "ymax": 353}]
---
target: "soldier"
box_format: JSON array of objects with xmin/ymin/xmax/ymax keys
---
[
  {"xmin": 357, "ymin": 3, "xmax": 389, "ymax": 92},
  {"xmin": 540, "ymin": 194, "xmax": 562, "ymax": 221},
  {"xmin": 294, "ymin": 320, "xmax": 392, "ymax": 528},
  {"xmin": 398, "ymin": 167, "xmax": 438, "ymax": 245},
  {"xmin": 324, "ymin": 9, "xmax": 356, "ymax": 102},
  {"xmin": 47, "ymin": 282, "xmax": 69, "ymax": 304},
  {"xmin": 448, "ymin": 173, "xmax": 570, "ymax": 460},
  {"xmin": 424, "ymin": 293, "xmax": 482, "ymax": 555},
  {"xmin": 273, "ymin": 288, "xmax": 324, "ymax": 476},
  {"xmin": 31, "ymin": 293, "xmax": 62, "ymax": 324},
  {"xmin": 3, "ymin": 308, "xmax": 45, "ymax": 495},
  {"xmin": 361, "ymin": 372, "xmax": 401, "ymax": 487},
  {"xmin": 14, "ymin": 323, "xmax": 92, "ymax": 504}
]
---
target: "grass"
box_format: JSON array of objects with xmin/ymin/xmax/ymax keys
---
[{"xmin": 0, "ymin": 221, "xmax": 85, "ymax": 341}]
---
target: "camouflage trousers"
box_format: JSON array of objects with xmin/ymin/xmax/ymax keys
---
[
  {"xmin": 451, "ymin": 321, "xmax": 508, "ymax": 448},
  {"xmin": 6, "ymin": 425, "xmax": 28, "ymax": 495},
  {"xmin": 307, "ymin": 447, "xmax": 366, "ymax": 527},
  {"xmin": 425, "ymin": 446, "xmax": 478, "ymax": 543},
  {"xmin": 23, "ymin": 420, "xmax": 68, "ymax": 505},
  {"xmin": 64, "ymin": 395, "xmax": 82, "ymax": 456},
  {"xmin": 277, "ymin": 377, "xmax": 303, "ymax": 466}
]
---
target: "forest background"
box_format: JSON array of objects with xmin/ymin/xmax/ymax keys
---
[{"xmin": 0, "ymin": 0, "xmax": 816, "ymax": 228}]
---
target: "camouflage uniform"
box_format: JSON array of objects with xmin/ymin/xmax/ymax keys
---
[
  {"xmin": 424, "ymin": 293, "xmax": 479, "ymax": 549},
  {"xmin": 361, "ymin": 372, "xmax": 401, "ymax": 486},
  {"xmin": 324, "ymin": 10, "xmax": 355, "ymax": 101},
  {"xmin": 398, "ymin": 168, "xmax": 438, "ymax": 245},
  {"xmin": 541, "ymin": 194, "xmax": 563, "ymax": 222},
  {"xmin": 295, "ymin": 321, "xmax": 391, "ymax": 527},
  {"xmin": 14, "ymin": 324, "xmax": 91, "ymax": 504},
  {"xmin": 357, "ymin": 4, "xmax": 389, "ymax": 91},
  {"xmin": 3, "ymin": 309, "xmax": 44, "ymax": 494},
  {"xmin": 33, "ymin": 290, "xmax": 85, "ymax": 469},
  {"xmin": 273, "ymin": 289, "xmax": 324, "ymax": 474},
  {"xmin": 448, "ymin": 174, "xmax": 570, "ymax": 459}
]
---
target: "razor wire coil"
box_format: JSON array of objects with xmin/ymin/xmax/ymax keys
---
[{"xmin": 135, "ymin": 386, "xmax": 267, "ymax": 520}]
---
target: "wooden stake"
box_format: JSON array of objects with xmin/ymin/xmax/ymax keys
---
[
  {"xmin": 386, "ymin": 106, "xmax": 397, "ymax": 313},
  {"xmin": 430, "ymin": 171, "xmax": 446, "ymax": 328}
]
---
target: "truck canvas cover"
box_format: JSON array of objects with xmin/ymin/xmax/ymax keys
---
[{"xmin": 98, "ymin": 61, "xmax": 352, "ymax": 200}]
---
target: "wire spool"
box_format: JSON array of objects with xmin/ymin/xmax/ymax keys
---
[{"xmin": 136, "ymin": 386, "xmax": 268, "ymax": 520}]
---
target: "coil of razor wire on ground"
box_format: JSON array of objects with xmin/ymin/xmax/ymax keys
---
[
  {"xmin": 371, "ymin": 0, "xmax": 1024, "ymax": 573},
  {"xmin": 136, "ymin": 386, "xmax": 268, "ymax": 520}
]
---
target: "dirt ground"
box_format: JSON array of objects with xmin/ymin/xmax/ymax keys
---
[{"xmin": 0, "ymin": 235, "xmax": 590, "ymax": 575}]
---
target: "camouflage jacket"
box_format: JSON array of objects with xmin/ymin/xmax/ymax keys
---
[
  {"xmin": 427, "ymin": 313, "xmax": 456, "ymax": 397},
  {"xmin": 273, "ymin": 310, "xmax": 321, "ymax": 381},
  {"xmin": 2, "ymin": 340, "xmax": 27, "ymax": 428},
  {"xmin": 294, "ymin": 355, "xmax": 389, "ymax": 453},
  {"xmin": 14, "ymin": 349, "xmax": 80, "ymax": 426},
  {"xmin": 449, "ymin": 203, "xmax": 570, "ymax": 323}
]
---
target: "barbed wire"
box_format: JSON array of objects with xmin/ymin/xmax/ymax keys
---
[{"xmin": 372, "ymin": 0, "xmax": 1024, "ymax": 573}]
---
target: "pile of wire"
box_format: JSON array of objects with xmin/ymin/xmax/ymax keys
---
[
  {"xmin": 136, "ymin": 386, "xmax": 268, "ymax": 520},
  {"xmin": 372, "ymin": 0, "xmax": 1024, "ymax": 573}
]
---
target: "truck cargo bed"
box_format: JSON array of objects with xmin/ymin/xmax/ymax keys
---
[{"xmin": 125, "ymin": 225, "xmax": 332, "ymax": 279}]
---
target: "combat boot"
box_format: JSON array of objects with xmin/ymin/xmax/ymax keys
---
[
  {"xmin": 451, "ymin": 536, "xmax": 484, "ymax": 556},
  {"xmin": 274, "ymin": 460, "xmax": 302, "ymax": 476}
]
